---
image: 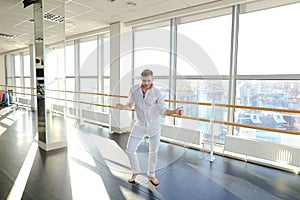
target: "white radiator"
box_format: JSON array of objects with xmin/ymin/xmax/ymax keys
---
[
  {"xmin": 15, "ymin": 97, "xmax": 31, "ymax": 109},
  {"xmin": 160, "ymin": 124, "xmax": 202, "ymax": 147},
  {"xmin": 18, "ymin": 97, "xmax": 31, "ymax": 108},
  {"xmin": 51, "ymin": 104, "xmax": 65, "ymax": 115},
  {"xmin": 80, "ymin": 109, "xmax": 111, "ymax": 132},
  {"xmin": 224, "ymin": 135, "xmax": 300, "ymax": 167}
]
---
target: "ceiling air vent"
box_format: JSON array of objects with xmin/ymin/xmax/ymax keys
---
[
  {"xmin": 29, "ymin": 12, "xmax": 65, "ymax": 24},
  {"xmin": 0, "ymin": 33, "xmax": 16, "ymax": 38},
  {"xmin": 44, "ymin": 12, "xmax": 64, "ymax": 23}
]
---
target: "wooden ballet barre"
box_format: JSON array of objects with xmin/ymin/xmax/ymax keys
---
[
  {"xmin": 13, "ymin": 87, "xmax": 300, "ymax": 114},
  {"xmin": 45, "ymin": 88, "xmax": 128, "ymax": 98},
  {"xmin": 168, "ymin": 114, "xmax": 300, "ymax": 136},
  {"xmin": 13, "ymin": 92, "xmax": 37, "ymax": 97},
  {"xmin": 0, "ymin": 84, "xmax": 36, "ymax": 90},
  {"xmin": 215, "ymin": 103, "xmax": 300, "ymax": 114},
  {"xmin": 3, "ymin": 85, "xmax": 299, "ymax": 114},
  {"xmin": 9, "ymin": 92, "xmax": 299, "ymax": 136},
  {"xmin": 166, "ymin": 99, "xmax": 300, "ymax": 114},
  {"xmin": 166, "ymin": 99, "xmax": 211, "ymax": 106},
  {"xmin": 214, "ymin": 120, "xmax": 300, "ymax": 136},
  {"xmin": 45, "ymin": 96, "xmax": 135, "ymax": 111}
]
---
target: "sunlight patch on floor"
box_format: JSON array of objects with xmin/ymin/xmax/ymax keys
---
[
  {"xmin": 7, "ymin": 111, "xmax": 24, "ymax": 121},
  {"xmin": 68, "ymin": 157, "xmax": 110, "ymax": 200},
  {"xmin": 93, "ymin": 135, "xmax": 131, "ymax": 173},
  {"xmin": 0, "ymin": 124, "xmax": 6, "ymax": 136},
  {"xmin": 1, "ymin": 118, "xmax": 15, "ymax": 126},
  {"xmin": 0, "ymin": 107, "xmax": 11, "ymax": 116},
  {"xmin": 7, "ymin": 140, "xmax": 38, "ymax": 200}
]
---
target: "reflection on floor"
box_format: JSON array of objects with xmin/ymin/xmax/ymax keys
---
[{"xmin": 0, "ymin": 110, "xmax": 300, "ymax": 200}]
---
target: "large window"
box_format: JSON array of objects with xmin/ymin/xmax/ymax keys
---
[
  {"xmin": 101, "ymin": 36, "xmax": 111, "ymax": 112},
  {"xmin": 177, "ymin": 14, "xmax": 231, "ymax": 76},
  {"xmin": 235, "ymin": 80, "xmax": 300, "ymax": 146},
  {"xmin": 238, "ymin": 3, "xmax": 300, "ymax": 75},
  {"xmin": 65, "ymin": 42, "xmax": 75, "ymax": 114},
  {"xmin": 46, "ymin": 46, "xmax": 65, "ymax": 107},
  {"xmin": 236, "ymin": 2, "xmax": 300, "ymax": 146},
  {"xmin": 103, "ymin": 38, "xmax": 110, "ymax": 77},
  {"xmin": 14, "ymin": 54, "xmax": 21, "ymax": 77},
  {"xmin": 79, "ymin": 36, "xmax": 97, "ymax": 77},
  {"xmin": 23, "ymin": 53, "xmax": 30, "ymax": 77},
  {"xmin": 12, "ymin": 52, "xmax": 31, "ymax": 100},
  {"xmin": 77, "ymin": 34, "xmax": 110, "ymax": 112},
  {"xmin": 79, "ymin": 36, "xmax": 98, "ymax": 110},
  {"xmin": 134, "ymin": 21, "xmax": 170, "ymax": 77},
  {"xmin": 176, "ymin": 80, "xmax": 229, "ymax": 142},
  {"xmin": 66, "ymin": 42, "xmax": 75, "ymax": 77},
  {"xmin": 176, "ymin": 13, "xmax": 231, "ymax": 143},
  {"xmin": 133, "ymin": 22, "xmax": 171, "ymax": 122}
]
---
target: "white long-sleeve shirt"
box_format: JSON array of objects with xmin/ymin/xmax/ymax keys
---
[{"xmin": 128, "ymin": 84, "xmax": 166, "ymax": 127}]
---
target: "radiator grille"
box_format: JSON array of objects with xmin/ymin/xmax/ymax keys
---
[{"xmin": 224, "ymin": 136, "xmax": 300, "ymax": 167}]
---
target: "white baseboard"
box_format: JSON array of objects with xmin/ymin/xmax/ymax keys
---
[{"xmin": 38, "ymin": 140, "xmax": 67, "ymax": 151}]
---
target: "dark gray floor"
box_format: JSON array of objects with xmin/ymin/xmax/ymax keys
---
[{"xmin": 0, "ymin": 109, "xmax": 300, "ymax": 200}]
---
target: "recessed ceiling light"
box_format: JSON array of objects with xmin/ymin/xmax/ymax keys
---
[{"xmin": 126, "ymin": 1, "xmax": 137, "ymax": 6}]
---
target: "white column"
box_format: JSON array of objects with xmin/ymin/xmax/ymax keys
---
[{"xmin": 110, "ymin": 22, "xmax": 132, "ymax": 133}]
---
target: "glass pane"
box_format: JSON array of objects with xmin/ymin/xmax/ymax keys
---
[
  {"xmin": 103, "ymin": 78, "xmax": 110, "ymax": 112},
  {"xmin": 57, "ymin": 47, "xmax": 65, "ymax": 78},
  {"xmin": 66, "ymin": 43, "xmax": 75, "ymax": 76},
  {"xmin": 80, "ymin": 78, "xmax": 97, "ymax": 110},
  {"xmin": 235, "ymin": 80, "xmax": 300, "ymax": 147},
  {"xmin": 238, "ymin": 3, "xmax": 300, "ymax": 75},
  {"xmin": 66, "ymin": 78, "xmax": 75, "ymax": 110},
  {"xmin": 177, "ymin": 14, "xmax": 231, "ymax": 76},
  {"xmin": 23, "ymin": 53, "xmax": 30, "ymax": 77},
  {"xmin": 7, "ymin": 55, "xmax": 13, "ymax": 87},
  {"xmin": 103, "ymin": 38, "xmax": 110, "ymax": 77},
  {"xmin": 14, "ymin": 54, "xmax": 21, "ymax": 77},
  {"xmin": 134, "ymin": 26, "xmax": 170, "ymax": 76},
  {"xmin": 47, "ymin": 48, "xmax": 58, "ymax": 89},
  {"xmin": 176, "ymin": 79, "xmax": 229, "ymax": 143},
  {"xmin": 15, "ymin": 78, "xmax": 21, "ymax": 97},
  {"xmin": 80, "ymin": 36, "xmax": 97, "ymax": 77},
  {"xmin": 24, "ymin": 78, "xmax": 31, "ymax": 99}
]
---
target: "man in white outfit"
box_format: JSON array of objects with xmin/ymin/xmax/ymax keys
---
[{"xmin": 116, "ymin": 69, "xmax": 182, "ymax": 186}]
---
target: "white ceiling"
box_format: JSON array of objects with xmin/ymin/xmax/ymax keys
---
[{"xmin": 0, "ymin": 0, "xmax": 243, "ymax": 54}]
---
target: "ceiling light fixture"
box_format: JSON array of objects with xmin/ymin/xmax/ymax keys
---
[
  {"xmin": 27, "ymin": 12, "xmax": 64, "ymax": 24},
  {"xmin": 0, "ymin": 33, "xmax": 16, "ymax": 39},
  {"xmin": 126, "ymin": 1, "xmax": 137, "ymax": 6},
  {"xmin": 44, "ymin": 12, "xmax": 64, "ymax": 23}
]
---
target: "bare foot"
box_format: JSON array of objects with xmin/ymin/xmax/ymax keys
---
[
  {"xmin": 149, "ymin": 176, "xmax": 160, "ymax": 186},
  {"xmin": 128, "ymin": 173, "xmax": 139, "ymax": 184}
]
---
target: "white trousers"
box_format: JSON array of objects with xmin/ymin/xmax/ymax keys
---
[{"xmin": 126, "ymin": 125, "xmax": 160, "ymax": 177}]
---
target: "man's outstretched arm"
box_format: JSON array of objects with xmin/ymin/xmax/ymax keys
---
[
  {"xmin": 164, "ymin": 107, "xmax": 182, "ymax": 116},
  {"xmin": 116, "ymin": 103, "xmax": 131, "ymax": 110}
]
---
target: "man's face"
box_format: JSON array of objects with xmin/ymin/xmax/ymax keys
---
[{"xmin": 141, "ymin": 75, "xmax": 153, "ymax": 89}]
